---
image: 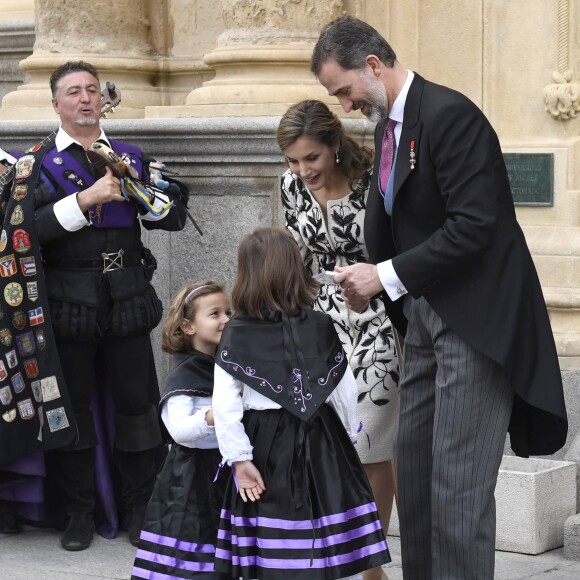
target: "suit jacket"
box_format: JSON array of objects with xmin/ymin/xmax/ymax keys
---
[{"xmin": 364, "ymin": 73, "xmax": 567, "ymax": 457}]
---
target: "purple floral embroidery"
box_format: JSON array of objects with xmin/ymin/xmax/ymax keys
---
[
  {"xmin": 220, "ymin": 350, "xmax": 283, "ymax": 394},
  {"xmin": 291, "ymin": 368, "xmax": 313, "ymax": 413},
  {"xmin": 318, "ymin": 351, "xmax": 344, "ymax": 386}
]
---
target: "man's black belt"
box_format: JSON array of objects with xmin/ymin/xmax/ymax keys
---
[{"xmin": 44, "ymin": 249, "xmax": 142, "ymax": 273}]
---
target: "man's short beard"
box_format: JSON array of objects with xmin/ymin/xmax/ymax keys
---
[
  {"xmin": 75, "ymin": 117, "xmax": 98, "ymax": 127},
  {"xmin": 362, "ymin": 73, "xmax": 388, "ymax": 123}
]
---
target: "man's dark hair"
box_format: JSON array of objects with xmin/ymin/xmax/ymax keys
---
[
  {"xmin": 49, "ymin": 61, "xmax": 100, "ymax": 98},
  {"xmin": 311, "ymin": 16, "xmax": 397, "ymax": 75}
]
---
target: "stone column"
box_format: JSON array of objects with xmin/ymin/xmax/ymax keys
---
[
  {"xmin": 0, "ymin": 0, "xmax": 34, "ymax": 20},
  {"xmin": 0, "ymin": 0, "xmax": 34, "ymax": 102},
  {"xmin": 146, "ymin": 0, "xmax": 344, "ymax": 118},
  {"xmin": 0, "ymin": 0, "xmax": 163, "ymax": 119}
]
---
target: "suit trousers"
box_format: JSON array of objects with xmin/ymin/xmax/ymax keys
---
[{"xmin": 395, "ymin": 296, "xmax": 514, "ymax": 580}]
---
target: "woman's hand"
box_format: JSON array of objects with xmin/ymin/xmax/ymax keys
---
[{"xmin": 233, "ymin": 460, "xmax": 266, "ymax": 502}]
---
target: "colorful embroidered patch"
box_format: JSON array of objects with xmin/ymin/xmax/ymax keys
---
[
  {"xmin": 4, "ymin": 282, "xmax": 23, "ymax": 306},
  {"xmin": 2, "ymin": 409, "xmax": 16, "ymax": 423},
  {"xmin": 12, "ymin": 229, "xmax": 31, "ymax": 254},
  {"xmin": 0, "ymin": 328, "xmax": 12, "ymax": 347},
  {"xmin": 9, "ymin": 204, "xmax": 24, "ymax": 226},
  {"xmin": 41, "ymin": 375, "xmax": 60, "ymax": 402},
  {"xmin": 20, "ymin": 256, "xmax": 36, "ymax": 276},
  {"xmin": 11, "ymin": 371, "xmax": 25, "ymax": 393},
  {"xmin": 31, "ymin": 380, "xmax": 42, "ymax": 403},
  {"xmin": 0, "ymin": 254, "xmax": 17, "ymax": 278},
  {"xmin": 23, "ymin": 358, "xmax": 39, "ymax": 378},
  {"xmin": 0, "ymin": 385, "xmax": 12, "ymax": 406},
  {"xmin": 5, "ymin": 348, "xmax": 17, "ymax": 369},
  {"xmin": 28, "ymin": 307, "xmax": 44, "ymax": 326},
  {"xmin": 46, "ymin": 407, "xmax": 69, "ymax": 432},
  {"xmin": 14, "ymin": 155, "xmax": 35, "ymax": 179},
  {"xmin": 26, "ymin": 281, "xmax": 38, "ymax": 302},
  {"xmin": 35, "ymin": 329, "xmax": 45, "ymax": 350},
  {"xmin": 16, "ymin": 331, "xmax": 35, "ymax": 357},
  {"xmin": 12, "ymin": 310, "xmax": 26, "ymax": 331},
  {"xmin": 12, "ymin": 183, "xmax": 28, "ymax": 202},
  {"xmin": 17, "ymin": 398, "xmax": 35, "ymax": 420}
]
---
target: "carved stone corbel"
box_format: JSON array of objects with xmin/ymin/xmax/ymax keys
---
[{"xmin": 543, "ymin": 70, "xmax": 580, "ymax": 120}]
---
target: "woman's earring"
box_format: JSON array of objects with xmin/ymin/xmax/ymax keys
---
[{"xmin": 335, "ymin": 151, "xmax": 340, "ymax": 164}]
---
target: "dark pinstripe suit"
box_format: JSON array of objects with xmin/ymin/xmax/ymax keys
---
[{"xmin": 364, "ymin": 74, "xmax": 568, "ymax": 579}]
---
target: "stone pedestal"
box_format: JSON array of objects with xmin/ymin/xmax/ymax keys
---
[
  {"xmin": 496, "ymin": 456, "xmax": 576, "ymax": 554},
  {"xmin": 387, "ymin": 456, "xmax": 578, "ymax": 556}
]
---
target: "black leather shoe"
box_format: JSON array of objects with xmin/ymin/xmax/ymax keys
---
[
  {"xmin": 0, "ymin": 503, "xmax": 21, "ymax": 534},
  {"xmin": 61, "ymin": 513, "xmax": 95, "ymax": 551},
  {"xmin": 127, "ymin": 506, "xmax": 146, "ymax": 547}
]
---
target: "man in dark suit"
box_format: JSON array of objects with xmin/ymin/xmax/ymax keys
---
[{"xmin": 312, "ymin": 16, "xmax": 567, "ymax": 580}]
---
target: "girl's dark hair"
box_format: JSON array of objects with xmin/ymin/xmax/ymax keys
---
[
  {"xmin": 231, "ymin": 227, "xmax": 319, "ymax": 318},
  {"xmin": 162, "ymin": 280, "xmax": 226, "ymax": 353},
  {"xmin": 276, "ymin": 99, "xmax": 373, "ymax": 189}
]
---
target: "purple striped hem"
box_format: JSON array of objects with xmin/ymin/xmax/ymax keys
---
[
  {"xmin": 220, "ymin": 502, "xmax": 378, "ymax": 530},
  {"xmin": 135, "ymin": 548, "xmax": 215, "ymax": 572},
  {"xmin": 215, "ymin": 539, "xmax": 388, "ymax": 569},
  {"xmin": 139, "ymin": 530, "xmax": 215, "ymax": 553},
  {"xmin": 218, "ymin": 519, "xmax": 381, "ymax": 549}
]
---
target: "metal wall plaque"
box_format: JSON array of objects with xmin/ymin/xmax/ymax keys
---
[{"xmin": 503, "ymin": 153, "xmax": 554, "ymax": 206}]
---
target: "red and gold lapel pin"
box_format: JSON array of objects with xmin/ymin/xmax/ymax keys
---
[{"xmin": 410, "ymin": 140, "xmax": 416, "ymax": 170}]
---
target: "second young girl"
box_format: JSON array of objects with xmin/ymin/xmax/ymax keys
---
[
  {"xmin": 212, "ymin": 227, "xmax": 391, "ymax": 580},
  {"xmin": 131, "ymin": 280, "xmax": 231, "ymax": 580}
]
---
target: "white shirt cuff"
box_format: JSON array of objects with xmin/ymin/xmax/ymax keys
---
[
  {"xmin": 377, "ymin": 259, "xmax": 408, "ymax": 302},
  {"xmin": 53, "ymin": 194, "xmax": 89, "ymax": 231}
]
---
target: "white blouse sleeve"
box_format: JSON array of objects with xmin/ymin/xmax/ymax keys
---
[
  {"xmin": 213, "ymin": 364, "xmax": 254, "ymax": 464},
  {"xmin": 162, "ymin": 394, "xmax": 214, "ymax": 446},
  {"xmin": 326, "ymin": 365, "xmax": 358, "ymax": 442}
]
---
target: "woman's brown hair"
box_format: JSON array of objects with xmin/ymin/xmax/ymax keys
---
[
  {"xmin": 276, "ymin": 99, "xmax": 374, "ymax": 189},
  {"xmin": 162, "ymin": 280, "xmax": 227, "ymax": 353},
  {"xmin": 231, "ymin": 227, "xmax": 319, "ymax": 319}
]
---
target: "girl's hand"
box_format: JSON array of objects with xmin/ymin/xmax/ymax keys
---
[
  {"xmin": 233, "ymin": 460, "xmax": 266, "ymax": 503},
  {"xmin": 205, "ymin": 408, "xmax": 214, "ymax": 426}
]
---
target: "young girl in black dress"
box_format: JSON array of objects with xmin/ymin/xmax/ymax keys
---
[
  {"xmin": 212, "ymin": 227, "xmax": 391, "ymax": 580},
  {"xmin": 131, "ymin": 280, "xmax": 231, "ymax": 580}
]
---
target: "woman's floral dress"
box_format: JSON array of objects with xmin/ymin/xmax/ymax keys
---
[{"xmin": 281, "ymin": 168, "xmax": 400, "ymax": 463}]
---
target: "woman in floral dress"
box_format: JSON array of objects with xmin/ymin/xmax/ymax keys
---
[{"xmin": 276, "ymin": 100, "xmax": 399, "ymax": 580}]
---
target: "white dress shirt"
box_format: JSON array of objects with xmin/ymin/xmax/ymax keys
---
[{"xmin": 376, "ymin": 70, "xmax": 415, "ymax": 302}]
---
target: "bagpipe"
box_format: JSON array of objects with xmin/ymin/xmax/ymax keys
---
[{"xmin": 86, "ymin": 84, "xmax": 203, "ymax": 235}]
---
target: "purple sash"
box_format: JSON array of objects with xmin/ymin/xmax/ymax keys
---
[{"xmin": 42, "ymin": 140, "xmax": 144, "ymax": 228}]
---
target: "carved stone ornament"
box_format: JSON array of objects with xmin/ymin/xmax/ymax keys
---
[
  {"xmin": 219, "ymin": 0, "xmax": 344, "ymax": 44},
  {"xmin": 543, "ymin": 70, "xmax": 580, "ymax": 121}
]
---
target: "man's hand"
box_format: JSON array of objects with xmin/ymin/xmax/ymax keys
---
[
  {"xmin": 334, "ymin": 263, "xmax": 383, "ymax": 313},
  {"xmin": 233, "ymin": 460, "xmax": 266, "ymax": 503},
  {"xmin": 76, "ymin": 166, "xmax": 124, "ymax": 211}
]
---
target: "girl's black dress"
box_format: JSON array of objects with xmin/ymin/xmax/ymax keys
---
[{"xmin": 131, "ymin": 349, "xmax": 229, "ymax": 580}]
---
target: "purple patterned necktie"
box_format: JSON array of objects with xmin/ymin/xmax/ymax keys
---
[{"xmin": 380, "ymin": 118, "xmax": 397, "ymax": 192}]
